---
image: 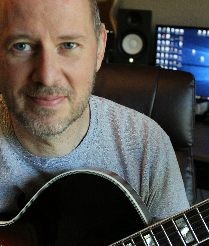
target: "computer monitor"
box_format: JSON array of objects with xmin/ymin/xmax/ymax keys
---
[{"xmin": 154, "ymin": 25, "xmax": 209, "ymax": 100}]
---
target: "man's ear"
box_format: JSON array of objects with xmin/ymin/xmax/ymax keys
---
[{"xmin": 96, "ymin": 23, "xmax": 107, "ymax": 72}]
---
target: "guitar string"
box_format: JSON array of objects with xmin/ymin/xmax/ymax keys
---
[{"xmin": 125, "ymin": 206, "xmax": 209, "ymax": 245}]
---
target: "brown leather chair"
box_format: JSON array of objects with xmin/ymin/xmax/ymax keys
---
[{"xmin": 94, "ymin": 63, "xmax": 196, "ymax": 205}]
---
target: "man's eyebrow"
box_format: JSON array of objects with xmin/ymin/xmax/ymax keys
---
[
  {"xmin": 4, "ymin": 34, "xmax": 34, "ymax": 44},
  {"xmin": 58, "ymin": 35, "xmax": 87, "ymax": 41},
  {"xmin": 4, "ymin": 34, "xmax": 87, "ymax": 43}
]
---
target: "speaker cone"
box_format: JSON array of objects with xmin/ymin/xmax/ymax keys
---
[{"xmin": 121, "ymin": 33, "xmax": 143, "ymax": 55}]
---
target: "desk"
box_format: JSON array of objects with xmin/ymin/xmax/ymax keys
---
[{"xmin": 194, "ymin": 121, "xmax": 209, "ymax": 189}]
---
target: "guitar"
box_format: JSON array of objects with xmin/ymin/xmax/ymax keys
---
[{"xmin": 0, "ymin": 169, "xmax": 209, "ymax": 245}]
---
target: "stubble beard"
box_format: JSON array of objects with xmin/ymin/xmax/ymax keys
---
[
  {"xmin": 19, "ymin": 95, "xmax": 90, "ymax": 139},
  {"xmin": 4, "ymin": 78, "xmax": 95, "ymax": 139}
]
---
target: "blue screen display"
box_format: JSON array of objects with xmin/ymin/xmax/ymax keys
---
[{"xmin": 155, "ymin": 25, "xmax": 209, "ymax": 99}]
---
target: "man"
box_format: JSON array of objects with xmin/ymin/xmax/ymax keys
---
[{"xmin": 0, "ymin": 0, "xmax": 189, "ymax": 225}]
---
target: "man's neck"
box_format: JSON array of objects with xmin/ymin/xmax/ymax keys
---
[{"xmin": 11, "ymin": 107, "xmax": 90, "ymax": 157}]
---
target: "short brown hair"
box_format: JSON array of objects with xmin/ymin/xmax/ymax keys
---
[{"xmin": 89, "ymin": 0, "xmax": 102, "ymax": 39}]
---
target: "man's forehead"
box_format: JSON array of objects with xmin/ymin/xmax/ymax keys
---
[
  {"xmin": 0, "ymin": 0, "xmax": 96, "ymax": 41},
  {"xmin": 0, "ymin": 0, "xmax": 91, "ymax": 14},
  {"xmin": 0, "ymin": 0, "xmax": 92, "ymax": 26}
]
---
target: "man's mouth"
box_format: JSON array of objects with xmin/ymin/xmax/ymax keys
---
[{"xmin": 28, "ymin": 95, "xmax": 67, "ymax": 107}]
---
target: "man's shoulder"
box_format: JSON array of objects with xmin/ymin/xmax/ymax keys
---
[
  {"xmin": 90, "ymin": 95, "xmax": 168, "ymax": 141},
  {"xmin": 90, "ymin": 95, "xmax": 145, "ymax": 118},
  {"xmin": 90, "ymin": 95, "xmax": 162, "ymax": 129}
]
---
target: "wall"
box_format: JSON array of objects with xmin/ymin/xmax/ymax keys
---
[{"xmin": 120, "ymin": 0, "xmax": 209, "ymax": 28}]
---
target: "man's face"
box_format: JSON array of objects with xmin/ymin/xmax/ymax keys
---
[{"xmin": 0, "ymin": 0, "xmax": 106, "ymax": 137}]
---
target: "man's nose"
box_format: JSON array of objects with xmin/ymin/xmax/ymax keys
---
[{"xmin": 31, "ymin": 50, "xmax": 62, "ymax": 86}]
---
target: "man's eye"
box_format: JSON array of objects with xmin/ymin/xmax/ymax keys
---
[
  {"xmin": 12, "ymin": 43, "xmax": 32, "ymax": 51},
  {"xmin": 62, "ymin": 42, "xmax": 78, "ymax": 49}
]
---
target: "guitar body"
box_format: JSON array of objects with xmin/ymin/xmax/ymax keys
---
[{"xmin": 0, "ymin": 169, "xmax": 151, "ymax": 245}]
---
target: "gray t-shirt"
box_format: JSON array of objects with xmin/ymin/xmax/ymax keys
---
[{"xmin": 0, "ymin": 95, "xmax": 189, "ymax": 221}]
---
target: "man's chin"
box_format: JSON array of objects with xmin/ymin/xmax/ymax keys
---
[
  {"xmin": 13, "ymin": 111, "xmax": 71, "ymax": 138},
  {"xmin": 11, "ymin": 95, "xmax": 90, "ymax": 137},
  {"xmin": 25, "ymin": 120, "xmax": 71, "ymax": 138}
]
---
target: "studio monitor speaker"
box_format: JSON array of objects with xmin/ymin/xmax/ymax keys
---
[{"xmin": 112, "ymin": 9, "xmax": 152, "ymax": 64}]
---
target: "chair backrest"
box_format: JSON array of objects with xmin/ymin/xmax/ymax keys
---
[{"xmin": 94, "ymin": 63, "xmax": 196, "ymax": 205}]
